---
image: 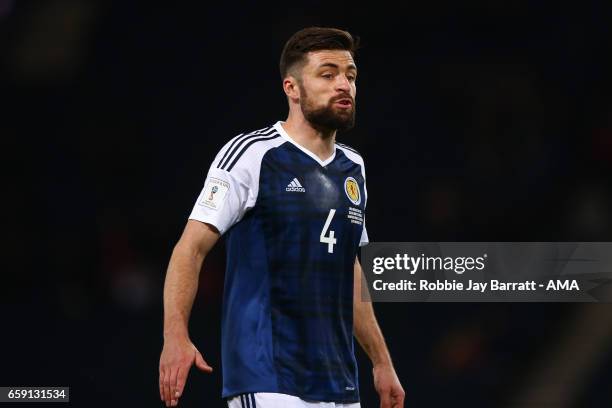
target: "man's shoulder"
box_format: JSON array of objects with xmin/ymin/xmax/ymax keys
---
[
  {"xmin": 214, "ymin": 123, "xmax": 285, "ymax": 173},
  {"xmin": 336, "ymin": 142, "xmax": 365, "ymax": 166}
]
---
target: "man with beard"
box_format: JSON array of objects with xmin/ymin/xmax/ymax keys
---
[{"xmin": 159, "ymin": 27, "xmax": 404, "ymax": 408}]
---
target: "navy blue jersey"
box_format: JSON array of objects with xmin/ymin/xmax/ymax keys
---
[{"xmin": 189, "ymin": 121, "xmax": 368, "ymax": 403}]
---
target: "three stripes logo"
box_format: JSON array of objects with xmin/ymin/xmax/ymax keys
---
[
  {"xmin": 216, "ymin": 126, "xmax": 280, "ymax": 172},
  {"xmin": 286, "ymin": 178, "xmax": 305, "ymax": 192},
  {"xmin": 239, "ymin": 393, "xmax": 256, "ymax": 408}
]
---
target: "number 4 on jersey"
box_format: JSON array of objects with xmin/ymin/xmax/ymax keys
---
[{"xmin": 320, "ymin": 209, "xmax": 337, "ymax": 253}]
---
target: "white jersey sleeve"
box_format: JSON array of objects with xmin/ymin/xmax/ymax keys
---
[
  {"xmin": 188, "ymin": 166, "xmax": 253, "ymax": 235},
  {"xmin": 188, "ymin": 126, "xmax": 285, "ymax": 234},
  {"xmin": 188, "ymin": 135, "xmax": 256, "ymax": 234}
]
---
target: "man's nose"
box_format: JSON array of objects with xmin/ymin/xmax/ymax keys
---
[{"xmin": 335, "ymin": 75, "xmax": 351, "ymax": 92}]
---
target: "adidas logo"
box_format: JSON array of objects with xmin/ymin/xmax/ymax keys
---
[{"xmin": 286, "ymin": 178, "xmax": 305, "ymax": 192}]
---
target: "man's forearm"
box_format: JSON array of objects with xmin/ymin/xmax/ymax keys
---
[
  {"xmin": 354, "ymin": 296, "xmax": 393, "ymax": 367},
  {"xmin": 163, "ymin": 243, "xmax": 205, "ymax": 340},
  {"xmin": 353, "ymin": 259, "xmax": 393, "ymax": 367},
  {"xmin": 353, "ymin": 258, "xmax": 405, "ymax": 406}
]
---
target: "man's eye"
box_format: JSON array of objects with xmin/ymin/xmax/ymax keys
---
[
  {"xmin": 347, "ymin": 76, "xmax": 356, "ymax": 81},
  {"xmin": 322, "ymin": 73, "xmax": 333, "ymax": 79}
]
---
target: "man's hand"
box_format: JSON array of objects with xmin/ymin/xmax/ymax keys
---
[
  {"xmin": 373, "ymin": 363, "xmax": 405, "ymax": 408},
  {"xmin": 159, "ymin": 336, "xmax": 213, "ymax": 407}
]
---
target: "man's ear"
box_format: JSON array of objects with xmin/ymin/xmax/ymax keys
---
[{"xmin": 283, "ymin": 76, "xmax": 300, "ymax": 100}]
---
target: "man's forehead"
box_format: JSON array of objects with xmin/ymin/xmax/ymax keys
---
[{"xmin": 305, "ymin": 50, "xmax": 356, "ymax": 69}]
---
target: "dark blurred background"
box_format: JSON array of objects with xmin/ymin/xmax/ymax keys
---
[{"xmin": 2, "ymin": 1, "xmax": 612, "ymax": 407}]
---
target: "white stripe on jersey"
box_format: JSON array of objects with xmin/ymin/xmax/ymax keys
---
[{"xmin": 227, "ymin": 393, "xmax": 360, "ymax": 408}]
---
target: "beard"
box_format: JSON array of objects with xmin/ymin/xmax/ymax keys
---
[{"xmin": 299, "ymin": 84, "xmax": 356, "ymax": 132}]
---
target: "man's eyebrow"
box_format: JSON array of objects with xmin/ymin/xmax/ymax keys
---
[{"xmin": 317, "ymin": 62, "xmax": 358, "ymax": 72}]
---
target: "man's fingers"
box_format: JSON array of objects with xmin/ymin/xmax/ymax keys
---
[
  {"xmin": 169, "ymin": 367, "xmax": 180, "ymax": 407},
  {"xmin": 175, "ymin": 366, "xmax": 187, "ymax": 399},
  {"xmin": 394, "ymin": 388, "xmax": 405, "ymax": 408},
  {"xmin": 164, "ymin": 367, "xmax": 173, "ymax": 407},
  {"xmin": 159, "ymin": 343, "xmax": 210, "ymax": 405},
  {"xmin": 159, "ymin": 368, "xmax": 165, "ymax": 402},
  {"xmin": 392, "ymin": 392, "xmax": 405, "ymax": 408},
  {"xmin": 380, "ymin": 388, "xmax": 392, "ymax": 408},
  {"xmin": 161, "ymin": 367, "xmax": 168, "ymax": 405},
  {"xmin": 194, "ymin": 350, "xmax": 213, "ymax": 373}
]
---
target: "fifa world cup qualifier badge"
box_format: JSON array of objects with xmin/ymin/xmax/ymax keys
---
[
  {"xmin": 344, "ymin": 176, "xmax": 361, "ymax": 205},
  {"xmin": 209, "ymin": 186, "xmax": 219, "ymax": 200},
  {"xmin": 199, "ymin": 177, "xmax": 230, "ymax": 210}
]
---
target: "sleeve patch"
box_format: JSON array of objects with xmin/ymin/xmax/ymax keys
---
[{"xmin": 198, "ymin": 177, "xmax": 230, "ymax": 210}]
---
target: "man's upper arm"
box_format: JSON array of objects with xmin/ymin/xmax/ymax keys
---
[
  {"xmin": 176, "ymin": 219, "xmax": 221, "ymax": 258},
  {"xmin": 354, "ymin": 256, "xmax": 372, "ymax": 303}
]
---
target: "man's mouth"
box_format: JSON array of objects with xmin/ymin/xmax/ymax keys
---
[{"xmin": 334, "ymin": 98, "xmax": 353, "ymax": 107}]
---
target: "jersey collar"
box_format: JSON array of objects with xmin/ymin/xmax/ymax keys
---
[{"xmin": 273, "ymin": 121, "xmax": 337, "ymax": 167}]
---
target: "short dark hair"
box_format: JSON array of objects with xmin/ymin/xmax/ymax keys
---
[{"xmin": 279, "ymin": 27, "xmax": 360, "ymax": 80}]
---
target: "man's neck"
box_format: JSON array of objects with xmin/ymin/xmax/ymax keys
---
[{"xmin": 281, "ymin": 116, "xmax": 336, "ymax": 161}]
